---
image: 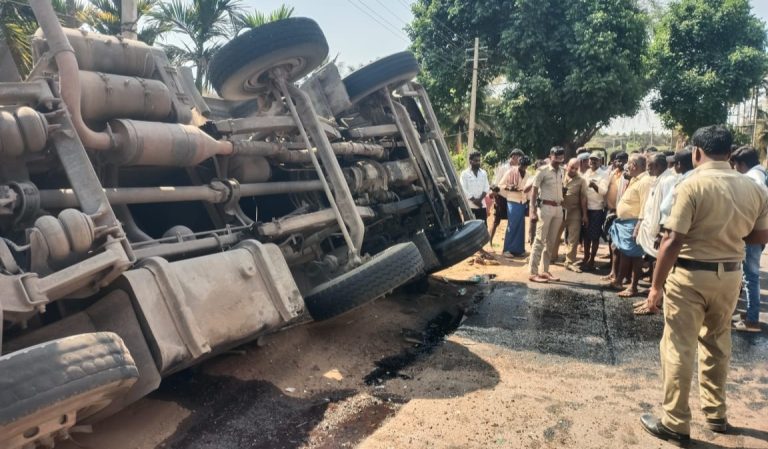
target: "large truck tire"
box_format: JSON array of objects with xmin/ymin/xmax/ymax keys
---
[
  {"xmin": 431, "ymin": 220, "xmax": 489, "ymax": 269},
  {"xmin": 210, "ymin": 17, "xmax": 329, "ymax": 100},
  {"xmin": 342, "ymin": 51, "xmax": 420, "ymax": 104},
  {"xmin": 0, "ymin": 332, "xmax": 138, "ymax": 449},
  {"xmin": 304, "ymin": 242, "xmax": 424, "ymax": 321}
]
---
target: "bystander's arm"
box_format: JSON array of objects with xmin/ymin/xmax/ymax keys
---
[
  {"xmin": 530, "ymin": 186, "xmax": 539, "ymax": 219},
  {"xmin": 744, "ymin": 228, "xmax": 768, "ymax": 245},
  {"xmin": 646, "ymin": 231, "xmax": 684, "ymax": 312}
]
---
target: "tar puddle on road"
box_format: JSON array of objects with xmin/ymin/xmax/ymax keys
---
[
  {"xmin": 456, "ymin": 283, "xmax": 768, "ymax": 366},
  {"xmin": 152, "ymin": 302, "xmax": 470, "ymax": 449},
  {"xmin": 149, "ymin": 283, "xmax": 765, "ymax": 449},
  {"xmin": 364, "ymin": 308, "xmax": 465, "ymax": 385},
  {"xmin": 154, "ymin": 372, "xmax": 356, "ymax": 449}
]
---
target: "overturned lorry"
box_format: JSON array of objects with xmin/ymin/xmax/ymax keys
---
[{"xmin": 0, "ymin": 1, "xmax": 488, "ymax": 447}]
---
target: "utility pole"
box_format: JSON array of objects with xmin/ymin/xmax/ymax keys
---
[
  {"xmin": 121, "ymin": 0, "xmax": 138, "ymax": 40},
  {"xmin": 467, "ymin": 37, "xmax": 480, "ymax": 160},
  {"xmin": 752, "ymin": 85, "xmax": 760, "ymax": 146}
]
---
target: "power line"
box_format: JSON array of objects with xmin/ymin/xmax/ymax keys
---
[
  {"xmin": 355, "ymin": 0, "xmax": 410, "ymax": 41},
  {"xmin": 345, "ymin": 0, "xmax": 409, "ymax": 44},
  {"xmin": 400, "ymin": 0, "xmax": 468, "ymax": 54},
  {"xmin": 346, "ymin": 0, "xmax": 462, "ymax": 71},
  {"xmin": 371, "ymin": 0, "xmax": 465, "ymax": 53}
]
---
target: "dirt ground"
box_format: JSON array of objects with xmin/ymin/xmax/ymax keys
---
[{"xmin": 59, "ymin": 219, "xmax": 768, "ymax": 449}]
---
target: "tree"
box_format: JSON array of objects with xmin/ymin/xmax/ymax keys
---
[
  {"xmin": 150, "ymin": 0, "xmax": 242, "ymax": 92},
  {"xmin": 444, "ymin": 92, "xmax": 496, "ymax": 154},
  {"xmin": 80, "ymin": 0, "xmax": 170, "ymax": 45},
  {"xmin": 649, "ymin": 0, "xmax": 768, "ymax": 136},
  {"xmin": 150, "ymin": 0, "xmax": 295, "ymax": 92},
  {"xmin": 409, "ymin": 0, "xmax": 650, "ymax": 157},
  {"xmin": 235, "ymin": 4, "xmax": 293, "ymax": 31},
  {"xmin": 1, "ymin": 0, "xmax": 86, "ymax": 77}
]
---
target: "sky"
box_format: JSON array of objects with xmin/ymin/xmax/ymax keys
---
[
  {"xmin": 241, "ymin": 0, "xmax": 416, "ymax": 70},
  {"xmin": 242, "ymin": 0, "xmax": 768, "ymax": 134}
]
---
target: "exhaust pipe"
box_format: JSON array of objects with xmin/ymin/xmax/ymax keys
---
[{"xmin": 29, "ymin": 0, "xmax": 113, "ymax": 151}]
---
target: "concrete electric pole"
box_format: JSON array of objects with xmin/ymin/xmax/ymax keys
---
[
  {"xmin": 467, "ymin": 37, "xmax": 480, "ymax": 159},
  {"xmin": 121, "ymin": 0, "xmax": 138, "ymax": 40}
]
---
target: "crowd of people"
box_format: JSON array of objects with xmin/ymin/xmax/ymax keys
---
[
  {"xmin": 459, "ymin": 124, "xmax": 768, "ymax": 444},
  {"xmin": 460, "ymin": 134, "xmax": 764, "ymax": 332}
]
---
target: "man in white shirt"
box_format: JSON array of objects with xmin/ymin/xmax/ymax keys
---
[
  {"xmin": 460, "ymin": 151, "xmax": 490, "ymax": 223},
  {"xmin": 636, "ymin": 153, "xmax": 678, "ymax": 259},
  {"xmin": 582, "ymin": 151, "xmax": 610, "ymax": 270},
  {"xmin": 659, "ymin": 148, "xmax": 694, "ymax": 227}
]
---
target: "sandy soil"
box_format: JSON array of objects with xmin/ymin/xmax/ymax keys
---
[{"xmin": 58, "ymin": 218, "xmax": 768, "ymax": 449}]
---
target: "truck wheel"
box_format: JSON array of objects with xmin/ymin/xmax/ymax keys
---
[
  {"xmin": 0, "ymin": 333, "xmax": 138, "ymax": 449},
  {"xmin": 432, "ymin": 220, "xmax": 489, "ymax": 269},
  {"xmin": 304, "ymin": 242, "xmax": 424, "ymax": 321},
  {"xmin": 343, "ymin": 51, "xmax": 420, "ymax": 104},
  {"xmin": 210, "ymin": 17, "xmax": 329, "ymax": 100}
]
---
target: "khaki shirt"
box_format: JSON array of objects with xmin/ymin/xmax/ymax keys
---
[
  {"xmin": 616, "ymin": 172, "xmax": 652, "ymax": 220},
  {"xmin": 533, "ymin": 164, "xmax": 564, "ymax": 203},
  {"xmin": 666, "ymin": 161, "xmax": 768, "ymax": 262},
  {"xmin": 606, "ymin": 169, "xmax": 629, "ymax": 210},
  {"xmin": 563, "ymin": 174, "xmax": 587, "ymax": 210}
]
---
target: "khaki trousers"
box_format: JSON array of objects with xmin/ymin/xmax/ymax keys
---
[
  {"xmin": 529, "ymin": 204, "xmax": 564, "ymax": 275},
  {"xmin": 563, "ymin": 208, "xmax": 582, "ymax": 266},
  {"xmin": 660, "ymin": 265, "xmax": 741, "ymax": 434}
]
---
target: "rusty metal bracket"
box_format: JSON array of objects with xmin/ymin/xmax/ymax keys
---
[{"xmin": 273, "ymin": 69, "xmax": 363, "ymax": 264}]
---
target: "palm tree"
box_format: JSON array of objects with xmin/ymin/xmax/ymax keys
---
[
  {"xmin": 0, "ymin": 0, "xmax": 85, "ymax": 77},
  {"xmin": 445, "ymin": 99, "xmax": 495, "ymax": 154},
  {"xmin": 235, "ymin": 4, "xmax": 293, "ymax": 32},
  {"xmin": 150, "ymin": 0, "xmax": 242, "ymax": 92},
  {"xmin": 80, "ymin": 0, "xmax": 170, "ymax": 45}
]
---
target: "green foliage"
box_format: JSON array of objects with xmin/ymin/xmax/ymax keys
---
[
  {"xmin": 409, "ymin": 0, "xmax": 650, "ymax": 158},
  {"xmin": 150, "ymin": 0, "xmax": 296, "ymax": 92},
  {"xmin": 235, "ymin": 4, "xmax": 293, "ymax": 31},
  {"xmin": 80, "ymin": 0, "xmax": 170, "ymax": 45},
  {"xmin": 730, "ymin": 126, "xmax": 752, "ymax": 146},
  {"xmin": 0, "ymin": 2, "xmax": 38, "ymax": 76},
  {"xmin": 649, "ymin": 0, "xmax": 768, "ymax": 136},
  {"xmin": 149, "ymin": 0, "xmax": 241, "ymax": 91},
  {"xmin": 450, "ymin": 151, "xmax": 467, "ymax": 174},
  {"xmin": 1, "ymin": 0, "xmax": 86, "ymax": 77}
]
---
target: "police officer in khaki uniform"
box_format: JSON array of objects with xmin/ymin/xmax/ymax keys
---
[
  {"xmin": 640, "ymin": 125, "xmax": 768, "ymax": 445},
  {"xmin": 528, "ymin": 146, "xmax": 565, "ymax": 283},
  {"xmin": 559, "ymin": 158, "xmax": 588, "ymax": 272}
]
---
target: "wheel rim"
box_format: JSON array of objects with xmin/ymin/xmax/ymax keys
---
[{"xmin": 242, "ymin": 58, "xmax": 308, "ymax": 94}]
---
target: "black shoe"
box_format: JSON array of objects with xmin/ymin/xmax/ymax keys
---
[
  {"xmin": 706, "ymin": 417, "xmax": 728, "ymax": 433},
  {"xmin": 640, "ymin": 414, "xmax": 690, "ymax": 446}
]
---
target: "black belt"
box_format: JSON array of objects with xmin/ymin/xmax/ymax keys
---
[{"xmin": 675, "ymin": 259, "xmax": 741, "ymax": 272}]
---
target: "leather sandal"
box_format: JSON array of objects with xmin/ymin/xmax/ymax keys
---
[
  {"xmin": 529, "ymin": 275, "xmax": 549, "ymax": 283},
  {"xmin": 633, "ymin": 305, "xmax": 658, "ymax": 316}
]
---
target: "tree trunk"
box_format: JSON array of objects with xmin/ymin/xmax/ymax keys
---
[
  {"xmin": 195, "ymin": 63, "xmax": 203, "ymax": 92},
  {"xmin": 573, "ymin": 124, "xmax": 601, "ymax": 149}
]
